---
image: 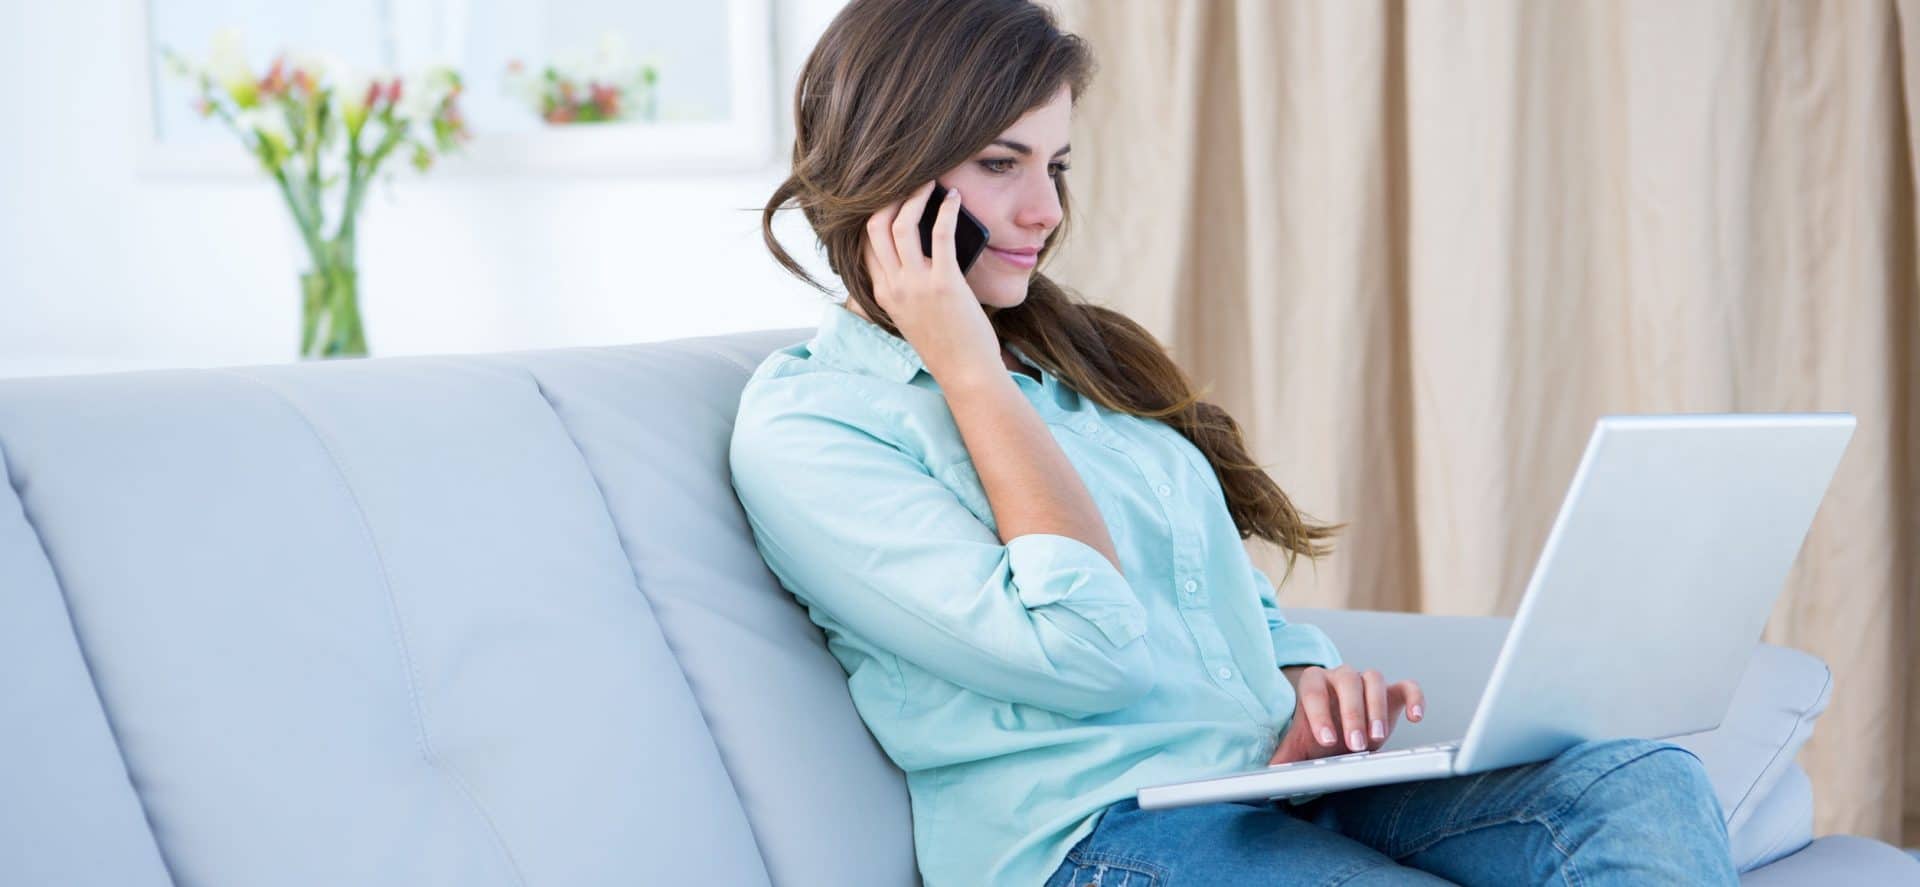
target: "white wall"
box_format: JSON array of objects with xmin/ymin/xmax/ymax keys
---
[{"xmin": 0, "ymin": 0, "xmax": 850, "ymax": 379}]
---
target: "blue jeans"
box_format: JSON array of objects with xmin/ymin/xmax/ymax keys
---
[{"xmin": 1045, "ymin": 738, "xmax": 1739, "ymax": 886}]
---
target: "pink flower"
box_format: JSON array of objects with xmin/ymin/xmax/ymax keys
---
[
  {"xmin": 590, "ymin": 83, "xmax": 619, "ymax": 117},
  {"xmin": 258, "ymin": 55, "xmax": 287, "ymax": 99}
]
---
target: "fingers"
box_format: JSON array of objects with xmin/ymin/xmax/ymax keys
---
[
  {"xmin": 929, "ymin": 185, "xmax": 962, "ymax": 270},
  {"xmin": 890, "ymin": 179, "xmax": 938, "ymax": 269},
  {"xmin": 1331, "ymin": 665, "xmax": 1367, "ymax": 752},
  {"xmin": 1363, "ymin": 668, "xmax": 1389, "ymax": 748},
  {"xmin": 865, "ymin": 203, "xmax": 901, "ymax": 275},
  {"xmin": 1295, "ymin": 668, "xmax": 1338, "ymax": 750},
  {"xmin": 861, "ymin": 240, "xmax": 888, "ymax": 303},
  {"xmin": 1394, "ymin": 679, "xmax": 1425, "ymax": 723}
]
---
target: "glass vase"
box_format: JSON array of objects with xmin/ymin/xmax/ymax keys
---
[{"xmin": 299, "ymin": 262, "xmax": 367, "ymax": 360}]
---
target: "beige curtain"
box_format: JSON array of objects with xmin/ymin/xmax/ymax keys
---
[{"xmin": 1046, "ymin": 0, "xmax": 1918, "ymax": 845}]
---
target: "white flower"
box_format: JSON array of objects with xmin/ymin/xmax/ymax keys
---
[
  {"xmin": 586, "ymin": 32, "xmax": 636, "ymax": 85},
  {"xmin": 235, "ymin": 106, "xmax": 291, "ymax": 148},
  {"xmin": 395, "ymin": 67, "xmax": 455, "ymax": 123},
  {"xmin": 207, "ymin": 27, "xmax": 258, "ymax": 106},
  {"xmin": 332, "ymin": 66, "xmax": 376, "ymax": 114},
  {"xmin": 552, "ymin": 46, "xmax": 590, "ymax": 85},
  {"xmin": 289, "ymin": 50, "xmax": 349, "ymax": 89}
]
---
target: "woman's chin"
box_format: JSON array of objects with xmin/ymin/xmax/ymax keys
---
[{"xmin": 973, "ymin": 277, "xmax": 1031, "ymax": 310}]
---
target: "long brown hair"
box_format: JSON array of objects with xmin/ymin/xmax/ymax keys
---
[{"xmin": 761, "ymin": 0, "xmax": 1343, "ymax": 582}]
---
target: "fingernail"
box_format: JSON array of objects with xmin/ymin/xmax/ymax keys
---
[
  {"xmin": 1371, "ymin": 720, "xmax": 1385, "ymax": 740},
  {"xmin": 1410, "ymin": 704, "xmax": 1423, "ymax": 720},
  {"xmin": 950, "ymin": 188, "xmax": 960, "ymax": 201},
  {"xmin": 1318, "ymin": 727, "xmax": 1336, "ymax": 746},
  {"xmin": 1348, "ymin": 729, "xmax": 1365, "ymax": 751}
]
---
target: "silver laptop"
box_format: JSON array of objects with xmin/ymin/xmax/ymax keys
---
[{"xmin": 1136, "ymin": 412, "xmax": 1856, "ymax": 810}]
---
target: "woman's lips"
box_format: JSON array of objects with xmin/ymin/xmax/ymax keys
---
[{"xmin": 988, "ymin": 246, "xmax": 1038, "ymax": 269}]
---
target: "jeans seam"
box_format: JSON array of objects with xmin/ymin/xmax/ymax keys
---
[
  {"xmin": 1388, "ymin": 743, "xmax": 1696, "ymax": 884},
  {"xmin": 1393, "ymin": 742, "xmax": 1689, "ymax": 854},
  {"xmin": 1322, "ymin": 858, "xmax": 1399, "ymax": 887},
  {"xmin": 1065, "ymin": 847, "xmax": 1171, "ymax": 883}
]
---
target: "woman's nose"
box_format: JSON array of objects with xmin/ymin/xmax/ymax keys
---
[{"xmin": 1015, "ymin": 174, "xmax": 1063, "ymax": 232}]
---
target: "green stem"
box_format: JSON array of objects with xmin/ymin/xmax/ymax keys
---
[
  {"xmin": 271, "ymin": 169, "xmax": 327, "ymax": 270},
  {"xmin": 339, "ymin": 123, "xmax": 405, "ymax": 246}
]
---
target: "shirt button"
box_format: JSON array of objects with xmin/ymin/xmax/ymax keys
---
[
  {"xmin": 1080, "ymin": 421, "xmax": 1099, "ymax": 434},
  {"xmin": 1183, "ymin": 579, "xmax": 1198, "ymax": 592},
  {"xmin": 1156, "ymin": 483, "xmax": 1171, "ymax": 497},
  {"xmin": 1217, "ymin": 666, "xmax": 1233, "ymax": 680}
]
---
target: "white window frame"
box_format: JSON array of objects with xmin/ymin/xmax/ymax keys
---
[{"xmin": 128, "ymin": 0, "xmax": 777, "ymax": 178}]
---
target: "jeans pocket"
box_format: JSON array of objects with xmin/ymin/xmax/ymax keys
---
[{"xmin": 1052, "ymin": 850, "xmax": 1168, "ymax": 887}]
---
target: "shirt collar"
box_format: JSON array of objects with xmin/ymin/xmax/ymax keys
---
[{"xmin": 809, "ymin": 300, "xmax": 1045, "ymax": 385}]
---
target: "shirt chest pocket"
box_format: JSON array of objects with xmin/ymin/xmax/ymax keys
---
[{"xmin": 1138, "ymin": 419, "xmax": 1223, "ymax": 501}]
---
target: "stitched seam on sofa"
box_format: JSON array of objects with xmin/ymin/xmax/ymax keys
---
[
  {"xmin": 1744, "ymin": 802, "xmax": 1811, "ymax": 871},
  {"xmin": 521, "ymin": 367, "xmax": 780, "ymax": 884},
  {"xmin": 1724, "ymin": 662, "xmax": 1831, "ymax": 828},
  {"xmin": 0, "ymin": 437, "xmax": 180, "ymax": 883},
  {"xmin": 225, "ymin": 369, "xmax": 529, "ymax": 887},
  {"xmin": 681, "ymin": 337, "xmax": 773, "ymax": 375}
]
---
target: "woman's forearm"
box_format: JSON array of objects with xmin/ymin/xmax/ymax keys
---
[{"xmin": 940, "ymin": 373, "xmax": 1122, "ymax": 573}]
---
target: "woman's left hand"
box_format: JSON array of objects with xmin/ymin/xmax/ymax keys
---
[{"xmin": 1268, "ymin": 665, "xmax": 1424, "ymax": 766}]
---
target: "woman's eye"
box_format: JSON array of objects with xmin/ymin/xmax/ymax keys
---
[{"xmin": 976, "ymin": 157, "xmax": 1072, "ymax": 177}]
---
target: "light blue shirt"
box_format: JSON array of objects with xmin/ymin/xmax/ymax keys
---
[{"xmin": 727, "ymin": 301, "xmax": 1344, "ymax": 887}]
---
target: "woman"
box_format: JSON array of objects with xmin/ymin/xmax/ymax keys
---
[{"xmin": 729, "ymin": 1, "xmax": 1740, "ymax": 884}]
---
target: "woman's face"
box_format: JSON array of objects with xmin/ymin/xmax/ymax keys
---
[{"xmin": 938, "ymin": 83, "xmax": 1073, "ymax": 312}]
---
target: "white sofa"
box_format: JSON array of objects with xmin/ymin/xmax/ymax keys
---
[{"xmin": 2, "ymin": 327, "xmax": 1915, "ymax": 884}]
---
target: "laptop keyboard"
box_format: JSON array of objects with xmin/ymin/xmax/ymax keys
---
[{"xmin": 1267, "ymin": 741, "xmax": 1461, "ymax": 771}]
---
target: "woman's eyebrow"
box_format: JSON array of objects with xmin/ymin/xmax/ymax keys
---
[{"xmin": 990, "ymin": 138, "xmax": 1072, "ymax": 158}]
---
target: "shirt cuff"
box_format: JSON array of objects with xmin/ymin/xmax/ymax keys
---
[
  {"xmin": 1006, "ymin": 532, "xmax": 1149, "ymax": 648},
  {"xmin": 1271, "ymin": 621, "xmax": 1342, "ymax": 671}
]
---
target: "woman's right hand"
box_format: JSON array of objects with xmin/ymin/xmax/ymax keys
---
[
  {"xmin": 1269, "ymin": 665, "xmax": 1425, "ymax": 766},
  {"xmin": 862, "ymin": 180, "xmax": 1004, "ymax": 388}
]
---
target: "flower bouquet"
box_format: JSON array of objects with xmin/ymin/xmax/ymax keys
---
[
  {"xmin": 163, "ymin": 29, "xmax": 469, "ymax": 359},
  {"xmin": 504, "ymin": 32, "xmax": 659, "ymax": 124}
]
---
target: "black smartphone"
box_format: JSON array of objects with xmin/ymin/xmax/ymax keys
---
[{"xmin": 917, "ymin": 182, "xmax": 991, "ymax": 274}]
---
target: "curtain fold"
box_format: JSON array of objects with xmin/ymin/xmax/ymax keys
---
[{"xmin": 1047, "ymin": 0, "xmax": 1918, "ymax": 844}]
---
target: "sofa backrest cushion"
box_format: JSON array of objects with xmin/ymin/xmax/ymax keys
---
[
  {"xmin": 0, "ymin": 442, "xmax": 171, "ymax": 886},
  {"xmin": 0, "ymin": 328, "xmax": 917, "ymax": 886}
]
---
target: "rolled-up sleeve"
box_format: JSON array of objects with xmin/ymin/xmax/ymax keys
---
[
  {"xmin": 1252, "ymin": 566, "xmax": 1342, "ymax": 670},
  {"xmin": 728, "ymin": 376, "xmax": 1156, "ymax": 719}
]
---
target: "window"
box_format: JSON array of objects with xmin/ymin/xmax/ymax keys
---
[{"xmin": 134, "ymin": 0, "xmax": 775, "ymax": 176}]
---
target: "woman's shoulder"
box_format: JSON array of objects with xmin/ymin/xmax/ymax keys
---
[
  {"xmin": 732, "ymin": 342, "xmax": 960, "ymax": 472},
  {"xmin": 733, "ymin": 341, "xmax": 908, "ymax": 443},
  {"xmin": 740, "ymin": 342, "xmax": 874, "ymax": 414}
]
